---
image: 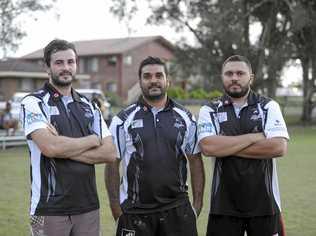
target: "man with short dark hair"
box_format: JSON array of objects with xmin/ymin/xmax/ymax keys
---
[
  {"xmin": 20, "ymin": 39, "xmax": 116, "ymax": 236},
  {"xmin": 105, "ymin": 56, "xmax": 205, "ymax": 236},
  {"xmin": 198, "ymin": 55, "xmax": 289, "ymax": 236}
]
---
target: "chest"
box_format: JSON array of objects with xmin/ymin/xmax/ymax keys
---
[
  {"xmin": 217, "ymin": 105, "xmax": 264, "ymax": 135},
  {"xmin": 46, "ymin": 100, "xmax": 94, "ymax": 137},
  {"xmin": 126, "ymin": 110, "xmax": 187, "ymax": 147}
]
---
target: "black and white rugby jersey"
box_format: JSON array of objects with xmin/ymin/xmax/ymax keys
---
[
  {"xmin": 110, "ymin": 97, "xmax": 200, "ymax": 213},
  {"xmin": 198, "ymin": 91, "xmax": 289, "ymax": 217},
  {"xmin": 20, "ymin": 82, "xmax": 111, "ymax": 216}
]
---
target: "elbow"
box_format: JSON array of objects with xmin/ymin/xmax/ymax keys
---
[
  {"xmin": 100, "ymin": 146, "xmax": 117, "ymax": 163},
  {"xmin": 273, "ymin": 141, "xmax": 288, "ymax": 158},
  {"xmin": 41, "ymin": 144, "xmax": 60, "ymax": 158},
  {"xmin": 200, "ymin": 143, "xmax": 222, "ymax": 157}
]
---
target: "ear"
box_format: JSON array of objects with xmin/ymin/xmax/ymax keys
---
[{"xmin": 250, "ymin": 74, "xmax": 255, "ymax": 85}]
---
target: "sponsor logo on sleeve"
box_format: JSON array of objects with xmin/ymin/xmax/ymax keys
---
[
  {"xmin": 26, "ymin": 112, "xmax": 46, "ymax": 125},
  {"xmin": 198, "ymin": 123, "xmax": 214, "ymax": 134}
]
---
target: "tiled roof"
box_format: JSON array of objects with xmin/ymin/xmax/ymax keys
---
[
  {"xmin": 0, "ymin": 58, "xmax": 45, "ymax": 72},
  {"xmin": 22, "ymin": 36, "xmax": 174, "ymax": 59}
]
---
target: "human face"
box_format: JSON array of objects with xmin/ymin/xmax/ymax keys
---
[
  {"xmin": 140, "ymin": 64, "xmax": 169, "ymax": 101},
  {"xmin": 47, "ymin": 49, "xmax": 77, "ymax": 87},
  {"xmin": 222, "ymin": 61, "xmax": 253, "ymax": 99}
]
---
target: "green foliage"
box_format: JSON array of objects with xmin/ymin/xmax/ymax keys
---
[
  {"xmin": 168, "ymin": 87, "xmax": 223, "ymax": 100},
  {"xmin": 189, "ymin": 88, "xmax": 223, "ymax": 100},
  {"xmin": 105, "ymin": 91, "xmax": 123, "ymax": 107},
  {"xmin": 167, "ymin": 86, "xmax": 188, "ymax": 100}
]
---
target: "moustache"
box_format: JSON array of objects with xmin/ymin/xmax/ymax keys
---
[
  {"xmin": 148, "ymin": 84, "xmax": 161, "ymax": 89},
  {"xmin": 59, "ymin": 71, "xmax": 72, "ymax": 76}
]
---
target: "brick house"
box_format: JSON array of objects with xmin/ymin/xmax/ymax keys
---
[
  {"xmin": 0, "ymin": 59, "xmax": 89, "ymax": 101},
  {"xmin": 23, "ymin": 36, "xmax": 175, "ymax": 103}
]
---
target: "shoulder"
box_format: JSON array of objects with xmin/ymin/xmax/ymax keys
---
[
  {"xmin": 21, "ymin": 89, "xmax": 47, "ymax": 105},
  {"xmin": 116, "ymin": 103, "xmax": 139, "ymax": 122},
  {"xmin": 200, "ymin": 97, "xmax": 223, "ymax": 113}
]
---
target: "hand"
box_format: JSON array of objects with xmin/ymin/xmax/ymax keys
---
[
  {"xmin": 192, "ymin": 201, "xmax": 202, "ymax": 218},
  {"xmin": 111, "ymin": 204, "xmax": 123, "ymax": 221},
  {"xmin": 250, "ymin": 132, "xmax": 265, "ymax": 143}
]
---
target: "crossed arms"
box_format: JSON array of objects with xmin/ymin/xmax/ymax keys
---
[
  {"xmin": 199, "ymin": 132, "xmax": 288, "ymax": 159},
  {"xmin": 31, "ymin": 124, "xmax": 116, "ymax": 164}
]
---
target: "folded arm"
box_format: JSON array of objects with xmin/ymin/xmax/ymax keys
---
[
  {"xmin": 236, "ymin": 137, "xmax": 288, "ymax": 159},
  {"xmin": 199, "ymin": 133, "xmax": 265, "ymax": 157},
  {"xmin": 31, "ymin": 126, "xmax": 100, "ymax": 159},
  {"xmin": 188, "ymin": 153, "xmax": 205, "ymax": 217},
  {"xmin": 69, "ymin": 136, "xmax": 117, "ymax": 164}
]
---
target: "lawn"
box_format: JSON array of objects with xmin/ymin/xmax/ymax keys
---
[{"xmin": 0, "ymin": 126, "xmax": 315, "ymax": 235}]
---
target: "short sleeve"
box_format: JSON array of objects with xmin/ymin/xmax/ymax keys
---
[
  {"xmin": 92, "ymin": 106, "xmax": 111, "ymax": 139},
  {"xmin": 109, "ymin": 115, "xmax": 126, "ymax": 159},
  {"xmin": 197, "ymin": 105, "xmax": 217, "ymax": 143},
  {"xmin": 264, "ymin": 101, "xmax": 289, "ymax": 140},
  {"xmin": 185, "ymin": 115, "xmax": 200, "ymax": 155},
  {"xmin": 20, "ymin": 96, "xmax": 48, "ymax": 138}
]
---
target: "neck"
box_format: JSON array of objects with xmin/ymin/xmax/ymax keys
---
[
  {"xmin": 50, "ymin": 82, "xmax": 72, "ymax": 96},
  {"xmin": 143, "ymin": 95, "xmax": 167, "ymax": 109},
  {"xmin": 229, "ymin": 92, "xmax": 249, "ymax": 107}
]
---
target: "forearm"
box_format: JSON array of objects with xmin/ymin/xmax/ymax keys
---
[
  {"xmin": 32, "ymin": 127, "xmax": 101, "ymax": 159},
  {"xmin": 200, "ymin": 133, "xmax": 265, "ymax": 157},
  {"xmin": 188, "ymin": 154, "xmax": 205, "ymax": 217},
  {"xmin": 69, "ymin": 136, "xmax": 117, "ymax": 164},
  {"xmin": 53, "ymin": 135, "xmax": 101, "ymax": 158},
  {"xmin": 236, "ymin": 137, "xmax": 288, "ymax": 159},
  {"xmin": 105, "ymin": 160, "xmax": 122, "ymax": 220}
]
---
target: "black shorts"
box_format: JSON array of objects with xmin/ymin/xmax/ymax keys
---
[
  {"xmin": 206, "ymin": 213, "xmax": 286, "ymax": 236},
  {"xmin": 116, "ymin": 202, "xmax": 197, "ymax": 236}
]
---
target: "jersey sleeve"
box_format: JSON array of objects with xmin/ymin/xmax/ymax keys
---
[
  {"xmin": 109, "ymin": 115, "xmax": 126, "ymax": 159},
  {"xmin": 185, "ymin": 114, "xmax": 200, "ymax": 155},
  {"xmin": 264, "ymin": 101, "xmax": 289, "ymax": 139},
  {"xmin": 92, "ymin": 105, "xmax": 111, "ymax": 139},
  {"xmin": 20, "ymin": 96, "xmax": 48, "ymax": 138},
  {"xmin": 197, "ymin": 105, "xmax": 217, "ymax": 143}
]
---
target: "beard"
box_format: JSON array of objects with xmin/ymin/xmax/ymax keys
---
[
  {"xmin": 141, "ymin": 83, "xmax": 167, "ymax": 101},
  {"xmin": 51, "ymin": 71, "xmax": 74, "ymax": 87},
  {"xmin": 224, "ymin": 83, "xmax": 250, "ymax": 98}
]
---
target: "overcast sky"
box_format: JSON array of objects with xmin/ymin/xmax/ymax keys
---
[
  {"xmin": 14, "ymin": 0, "xmax": 182, "ymax": 57},
  {"xmin": 13, "ymin": 0, "xmax": 301, "ymax": 87}
]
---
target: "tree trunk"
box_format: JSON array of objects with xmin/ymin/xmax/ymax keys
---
[{"xmin": 301, "ymin": 56, "xmax": 312, "ymax": 123}]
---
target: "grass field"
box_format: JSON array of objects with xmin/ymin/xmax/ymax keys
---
[{"xmin": 0, "ymin": 126, "xmax": 316, "ymax": 235}]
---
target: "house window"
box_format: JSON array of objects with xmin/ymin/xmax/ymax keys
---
[
  {"xmin": 21, "ymin": 78, "xmax": 34, "ymax": 91},
  {"xmin": 87, "ymin": 57, "xmax": 98, "ymax": 72},
  {"xmin": 123, "ymin": 55, "xmax": 132, "ymax": 65},
  {"xmin": 108, "ymin": 56, "xmax": 117, "ymax": 66},
  {"xmin": 79, "ymin": 58, "xmax": 85, "ymax": 73}
]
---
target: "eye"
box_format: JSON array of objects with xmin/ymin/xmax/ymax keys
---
[
  {"xmin": 225, "ymin": 71, "xmax": 233, "ymax": 77},
  {"xmin": 237, "ymin": 71, "xmax": 245, "ymax": 76},
  {"xmin": 155, "ymin": 72, "xmax": 164, "ymax": 79},
  {"xmin": 142, "ymin": 73, "xmax": 152, "ymax": 80},
  {"xmin": 68, "ymin": 59, "xmax": 75, "ymax": 65}
]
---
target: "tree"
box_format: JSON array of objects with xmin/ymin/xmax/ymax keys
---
[
  {"xmin": 290, "ymin": 0, "xmax": 316, "ymax": 123},
  {"xmin": 0, "ymin": 0, "xmax": 56, "ymax": 58}
]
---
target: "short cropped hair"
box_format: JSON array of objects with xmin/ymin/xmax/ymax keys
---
[
  {"xmin": 43, "ymin": 39, "xmax": 78, "ymax": 67},
  {"xmin": 138, "ymin": 56, "xmax": 168, "ymax": 79},
  {"xmin": 222, "ymin": 55, "xmax": 253, "ymax": 73}
]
